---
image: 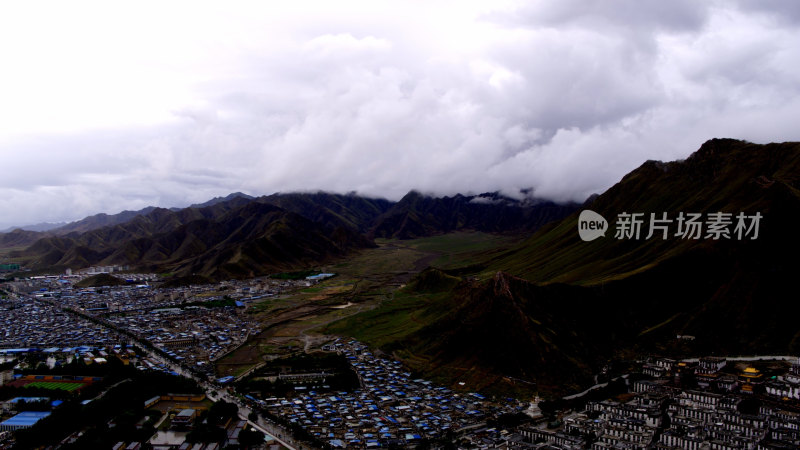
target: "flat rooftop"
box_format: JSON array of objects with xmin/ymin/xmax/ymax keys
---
[{"xmin": 1, "ymin": 411, "xmax": 52, "ymax": 427}]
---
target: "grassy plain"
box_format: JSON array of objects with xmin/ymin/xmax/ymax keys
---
[{"xmin": 214, "ymin": 232, "xmax": 515, "ymax": 378}]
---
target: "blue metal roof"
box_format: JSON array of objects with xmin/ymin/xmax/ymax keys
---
[
  {"xmin": 1, "ymin": 411, "xmax": 51, "ymax": 427},
  {"xmin": 9, "ymin": 397, "xmax": 50, "ymax": 404}
]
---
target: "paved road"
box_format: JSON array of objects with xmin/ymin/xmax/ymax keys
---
[
  {"xmin": 208, "ymin": 390, "xmax": 302, "ymax": 450},
  {"xmin": 32, "ymin": 293, "xmax": 304, "ymax": 450},
  {"xmin": 563, "ymin": 374, "xmax": 630, "ymax": 400}
]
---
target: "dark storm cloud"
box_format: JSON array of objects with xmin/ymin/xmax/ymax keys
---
[{"xmin": 1, "ymin": 1, "xmax": 799, "ymax": 228}]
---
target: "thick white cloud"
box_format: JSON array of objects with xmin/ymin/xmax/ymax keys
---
[{"xmin": 1, "ymin": 0, "xmax": 799, "ymax": 228}]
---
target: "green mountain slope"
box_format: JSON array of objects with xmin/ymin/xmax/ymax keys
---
[
  {"xmin": 328, "ymin": 139, "xmax": 800, "ymax": 396},
  {"xmin": 490, "ymin": 138, "xmax": 800, "ymax": 284},
  {"xmin": 12, "ymin": 198, "xmax": 374, "ymax": 279},
  {"xmin": 260, "ymin": 192, "xmax": 393, "ymax": 233},
  {"xmin": 0, "ymin": 229, "xmax": 45, "ymax": 249}
]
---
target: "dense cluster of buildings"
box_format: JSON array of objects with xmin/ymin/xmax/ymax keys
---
[
  {"xmin": 263, "ymin": 339, "xmax": 522, "ymax": 448},
  {"xmin": 108, "ymin": 305, "xmax": 259, "ymax": 369},
  {"xmin": 9, "ymin": 271, "xmax": 800, "ymax": 449},
  {"xmin": 0, "ymin": 295, "xmax": 116, "ymax": 347},
  {"xmin": 509, "ymin": 356, "xmax": 800, "ymax": 449},
  {"xmin": 1, "ymin": 275, "xmax": 310, "ymax": 375}
]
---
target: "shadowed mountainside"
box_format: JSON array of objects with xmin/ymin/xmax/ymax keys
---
[
  {"xmin": 328, "ymin": 139, "xmax": 800, "ymax": 396},
  {"xmin": 370, "ymin": 191, "xmax": 579, "ymax": 239},
  {"xmin": 10, "ymin": 199, "xmax": 376, "ymax": 279}
]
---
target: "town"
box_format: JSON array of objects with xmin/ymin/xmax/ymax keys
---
[
  {"xmin": 506, "ymin": 356, "xmax": 800, "ymax": 449},
  {"xmin": 258, "ymin": 339, "xmax": 526, "ymax": 448},
  {"xmin": 1, "ymin": 273, "xmax": 305, "ymax": 376},
  {"xmin": 0, "ymin": 271, "xmax": 529, "ymax": 448},
  {"xmin": 3, "ymin": 272, "xmax": 800, "ymax": 449}
]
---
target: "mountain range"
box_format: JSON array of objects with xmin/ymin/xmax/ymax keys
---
[
  {"xmin": 1, "ymin": 192, "xmax": 257, "ymax": 236},
  {"xmin": 369, "ymin": 191, "xmax": 575, "ymax": 239},
  {"xmin": 0, "ymin": 190, "xmax": 576, "ymax": 279}
]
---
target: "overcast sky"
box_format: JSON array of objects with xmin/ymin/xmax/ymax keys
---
[{"xmin": 1, "ymin": 1, "xmax": 799, "ymax": 229}]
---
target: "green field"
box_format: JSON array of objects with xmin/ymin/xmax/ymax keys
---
[
  {"xmin": 25, "ymin": 381, "xmax": 84, "ymax": 391},
  {"xmin": 402, "ymin": 232, "xmax": 521, "ymax": 270}
]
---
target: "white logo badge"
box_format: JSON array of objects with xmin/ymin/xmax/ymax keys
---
[{"xmin": 578, "ymin": 210, "xmax": 608, "ymax": 241}]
